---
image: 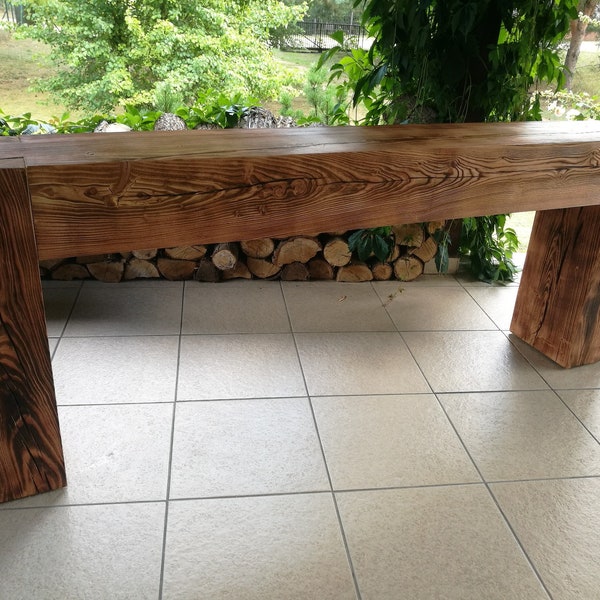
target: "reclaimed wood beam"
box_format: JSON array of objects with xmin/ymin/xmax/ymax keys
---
[
  {"xmin": 1, "ymin": 121, "xmax": 596, "ymax": 260},
  {"xmin": 0, "ymin": 158, "xmax": 66, "ymax": 503}
]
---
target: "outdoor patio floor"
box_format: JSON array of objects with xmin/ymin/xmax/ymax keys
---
[{"xmin": 2, "ymin": 270, "xmax": 600, "ymax": 599}]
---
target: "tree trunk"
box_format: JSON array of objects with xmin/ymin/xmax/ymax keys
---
[
  {"xmin": 246, "ymin": 257, "xmax": 281, "ymax": 279},
  {"xmin": 221, "ymin": 260, "xmax": 252, "ymax": 280},
  {"xmin": 323, "ymin": 236, "xmax": 352, "ymax": 266},
  {"xmin": 371, "ymin": 262, "xmax": 393, "ymax": 281},
  {"xmin": 307, "ymin": 258, "xmax": 335, "ymax": 280},
  {"xmin": 157, "ymin": 258, "xmax": 197, "ymax": 280},
  {"xmin": 394, "ymin": 255, "xmax": 424, "ymax": 281},
  {"xmin": 272, "ymin": 236, "xmax": 321, "ymax": 266},
  {"xmin": 194, "ymin": 258, "xmax": 220, "ymax": 282},
  {"xmin": 124, "ymin": 258, "xmax": 160, "ymax": 280},
  {"xmin": 336, "ymin": 262, "xmax": 374, "ymax": 282},
  {"xmin": 212, "ymin": 242, "xmax": 239, "ymax": 270},
  {"xmin": 564, "ymin": 1, "xmax": 598, "ymax": 90},
  {"xmin": 281, "ymin": 261, "xmax": 310, "ymax": 281},
  {"xmin": 87, "ymin": 259, "xmax": 125, "ymax": 283},
  {"xmin": 240, "ymin": 238, "xmax": 275, "ymax": 258}
]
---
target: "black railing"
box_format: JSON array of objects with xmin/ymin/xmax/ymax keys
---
[
  {"xmin": 282, "ymin": 20, "xmax": 368, "ymax": 51},
  {"xmin": 1, "ymin": 1, "xmax": 25, "ymax": 24}
]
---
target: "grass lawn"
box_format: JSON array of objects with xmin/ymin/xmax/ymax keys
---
[{"xmin": 0, "ymin": 29, "xmax": 75, "ymax": 120}]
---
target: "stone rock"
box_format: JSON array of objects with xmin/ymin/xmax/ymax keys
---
[
  {"xmin": 94, "ymin": 121, "xmax": 132, "ymax": 133},
  {"xmin": 154, "ymin": 112, "xmax": 187, "ymax": 131}
]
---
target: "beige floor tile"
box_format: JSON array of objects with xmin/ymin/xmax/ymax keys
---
[
  {"xmin": 183, "ymin": 281, "xmax": 290, "ymax": 334},
  {"xmin": 337, "ymin": 485, "xmax": 548, "ymax": 600},
  {"xmin": 378, "ymin": 286, "xmax": 497, "ymax": 331},
  {"xmin": 2, "ymin": 404, "xmax": 173, "ymax": 508},
  {"xmin": 466, "ymin": 286, "xmax": 519, "ymax": 330},
  {"xmin": 492, "ymin": 478, "xmax": 600, "ymax": 599},
  {"xmin": 169, "ymin": 398, "xmax": 329, "ymax": 498},
  {"xmin": 64, "ymin": 284, "xmax": 183, "ymax": 336},
  {"xmin": 440, "ymin": 391, "xmax": 600, "ymax": 481},
  {"xmin": 162, "ymin": 494, "xmax": 357, "ymax": 600},
  {"xmin": 312, "ymin": 395, "xmax": 480, "ymax": 489},
  {"xmin": 43, "ymin": 286, "xmax": 80, "ymax": 337},
  {"xmin": 403, "ymin": 330, "xmax": 549, "ymax": 392},
  {"xmin": 510, "ymin": 335, "xmax": 600, "ymax": 389},
  {"xmin": 296, "ymin": 332, "xmax": 431, "ymax": 396},
  {"xmin": 178, "ymin": 334, "xmax": 306, "ymax": 400},
  {"xmin": 283, "ymin": 281, "xmax": 394, "ymax": 332},
  {"xmin": 373, "ymin": 275, "xmax": 461, "ymax": 289},
  {"xmin": 52, "ymin": 336, "xmax": 179, "ymax": 404},
  {"xmin": 0, "ymin": 503, "xmax": 165, "ymax": 599},
  {"xmin": 558, "ymin": 390, "xmax": 600, "ymax": 440}
]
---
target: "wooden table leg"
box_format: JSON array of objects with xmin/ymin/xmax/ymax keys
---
[
  {"xmin": 511, "ymin": 206, "xmax": 600, "ymax": 368},
  {"xmin": 0, "ymin": 158, "xmax": 66, "ymax": 503}
]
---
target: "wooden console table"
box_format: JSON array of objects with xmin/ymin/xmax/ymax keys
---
[{"xmin": 1, "ymin": 122, "xmax": 600, "ymax": 503}]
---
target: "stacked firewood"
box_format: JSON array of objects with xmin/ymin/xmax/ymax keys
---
[
  {"xmin": 41, "ymin": 109, "xmax": 449, "ymax": 283},
  {"xmin": 39, "ymin": 221, "xmax": 447, "ymax": 283}
]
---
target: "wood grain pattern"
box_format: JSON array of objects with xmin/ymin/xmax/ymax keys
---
[
  {"xmin": 0, "ymin": 159, "xmax": 66, "ymax": 502},
  {"xmin": 0, "ymin": 122, "xmax": 596, "ymax": 260},
  {"xmin": 510, "ymin": 206, "xmax": 600, "ymax": 368}
]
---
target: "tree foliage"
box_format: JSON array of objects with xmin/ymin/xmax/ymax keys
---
[
  {"xmin": 18, "ymin": 0, "xmax": 305, "ymax": 112},
  {"xmin": 326, "ymin": 0, "xmax": 579, "ymax": 124}
]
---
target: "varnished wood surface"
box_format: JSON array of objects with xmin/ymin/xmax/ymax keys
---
[
  {"xmin": 0, "ymin": 159, "xmax": 66, "ymax": 502},
  {"xmin": 0, "ymin": 122, "xmax": 598, "ymax": 258},
  {"xmin": 510, "ymin": 206, "xmax": 600, "ymax": 368}
]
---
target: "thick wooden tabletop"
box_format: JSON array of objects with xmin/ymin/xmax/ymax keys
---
[{"xmin": 1, "ymin": 121, "xmax": 599, "ymax": 259}]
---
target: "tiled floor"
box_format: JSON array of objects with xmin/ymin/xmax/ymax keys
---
[{"xmin": 2, "ymin": 271, "xmax": 600, "ymax": 599}]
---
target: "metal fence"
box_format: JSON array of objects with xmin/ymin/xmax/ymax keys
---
[
  {"xmin": 1, "ymin": 1, "xmax": 25, "ymax": 24},
  {"xmin": 282, "ymin": 20, "xmax": 368, "ymax": 51}
]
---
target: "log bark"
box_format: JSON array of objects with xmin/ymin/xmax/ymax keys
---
[
  {"xmin": 394, "ymin": 223, "xmax": 424, "ymax": 247},
  {"xmin": 273, "ymin": 237, "xmax": 321, "ymax": 267},
  {"xmin": 0, "ymin": 159, "xmax": 66, "ymax": 502},
  {"xmin": 411, "ymin": 236, "xmax": 438, "ymax": 263},
  {"xmin": 246, "ymin": 257, "xmax": 281, "ymax": 279},
  {"xmin": 132, "ymin": 249, "xmax": 158, "ymax": 260},
  {"xmin": 281, "ymin": 261, "xmax": 310, "ymax": 281},
  {"xmin": 323, "ymin": 237, "xmax": 352, "ymax": 267},
  {"xmin": 212, "ymin": 242, "xmax": 239, "ymax": 270},
  {"xmin": 157, "ymin": 258, "xmax": 197, "ymax": 280},
  {"xmin": 124, "ymin": 258, "xmax": 160, "ymax": 280},
  {"xmin": 194, "ymin": 258, "xmax": 220, "ymax": 282},
  {"xmin": 240, "ymin": 238, "xmax": 275, "ymax": 258},
  {"xmin": 165, "ymin": 245, "xmax": 207, "ymax": 260},
  {"xmin": 394, "ymin": 255, "xmax": 424, "ymax": 281},
  {"xmin": 336, "ymin": 262, "xmax": 374, "ymax": 282},
  {"xmin": 87, "ymin": 259, "xmax": 125, "ymax": 283},
  {"xmin": 511, "ymin": 206, "xmax": 600, "ymax": 367},
  {"xmin": 307, "ymin": 258, "xmax": 335, "ymax": 280}
]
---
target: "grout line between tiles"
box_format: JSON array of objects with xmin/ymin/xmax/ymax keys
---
[
  {"xmin": 47, "ymin": 281, "xmax": 84, "ymax": 359},
  {"xmin": 157, "ymin": 283, "xmax": 186, "ymax": 600},
  {"xmin": 433, "ymin": 392, "xmax": 555, "ymax": 600},
  {"xmin": 281, "ymin": 282, "xmax": 363, "ymax": 600},
  {"xmin": 552, "ymin": 390, "xmax": 600, "ymax": 446}
]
